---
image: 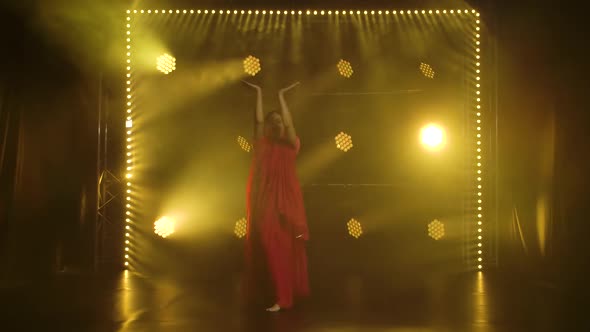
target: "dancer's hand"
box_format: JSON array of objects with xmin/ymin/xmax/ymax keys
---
[
  {"xmin": 242, "ymin": 80, "xmax": 261, "ymax": 91},
  {"xmin": 279, "ymin": 82, "xmax": 300, "ymax": 95},
  {"xmin": 296, "ymin": 234, "xmax": 304, "ymax": 239}
]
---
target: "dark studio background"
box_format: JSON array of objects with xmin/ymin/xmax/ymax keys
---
[{"xmin": 0, "ymin": 0, "xmax": 588, "ymax": 309}]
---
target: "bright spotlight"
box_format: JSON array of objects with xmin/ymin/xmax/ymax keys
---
[
  {"xmin": 347, "ymin": 218, "xmax": 363, "ymax": 239},
  {"xmin": 419, "ymin": 62, "xmax": 435, "ymax": 79},
  {"xmin": 237, "ymin": 136, "xmax": 252, "ymax": 152},
  {"xmin": 234, "ymin": 218, "xmax": 247, "ymax": 238},
  {"xmin": 154, "ymin": 216, "xmax": 176, "ymax": 238},
  {"xmin": 156, "ymin": 53, "xmax": 176, "ymax": 74},
  {"xmin": 335, "ymin": 132, "xmax": 353, "ymax": 152},
  {"xmin": 337, "ymin": 59, "xmax": 354, "ymax": 78},
  {"xmin": 428, "ymin": 219, "xmax": 445, "ymax": 240},
  {"xmin": 420, "ymin": 124, "xmax": 446, "ymax": 150},
  {"xmin": 243, "ymin": 55, "xmax": 261, "ymax": 76}
]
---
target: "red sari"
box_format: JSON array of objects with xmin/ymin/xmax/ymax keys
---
[{"xmin": 245, "ymin": 136, "xmax": 310, "ymax": 309}]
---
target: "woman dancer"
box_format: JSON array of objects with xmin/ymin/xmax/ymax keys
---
[{"xmin": 243, "ymin": 81, "xmax": 310, "ymax": 312}]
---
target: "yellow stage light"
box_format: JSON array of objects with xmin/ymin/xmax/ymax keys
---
[
  {"xmin": 234, "ymin": 218, "xmax": 247, "ymax": 238},
  {"xmin": 243, "ymin": 55, "xmax": 261, "ymax": 76},
  {"xmin": 347, "ymin": 218, "xmax": 363, "ymax": 239},
  {"xmin": 337, "ymin": 59, "xmax": 354, "ymax": 78},
  {"xmin": 428, "ymin": 219, "xmax": 445, "ymax": 240},
  {"xmin": 154, "ymin": 216, "xmax": 176, "ymax": 238},
  {"xmin": 420, "ymin": 124, "xmax": 446, "ymax": 150},
  {"xmin": 419, "ymin": 62, "xmax": 435, "ymax": 79},
  {"xmin": 237, "ymin": 136, "xmax": 252, "ymax": 152},
  {"xmin": 156, "ymin": 53, "xmax": 176, "ymax": 74},
  {"xmin": 335, "ymin": 132, "xmax": 353, "ymax": 152}
]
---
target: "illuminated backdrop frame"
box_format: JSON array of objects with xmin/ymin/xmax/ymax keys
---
[{"xmin": 123, "ymin": 8, "xmax": 486, "ymax": 271}]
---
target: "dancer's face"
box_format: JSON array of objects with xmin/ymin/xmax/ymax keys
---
[{"xmin": 265, "ymin": 112, "xmax": 285, "ymax": 139}]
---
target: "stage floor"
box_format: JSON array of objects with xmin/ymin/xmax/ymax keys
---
[{"xmin": 0, "ymin": 269, "xmax": 581, "ymax": 332}]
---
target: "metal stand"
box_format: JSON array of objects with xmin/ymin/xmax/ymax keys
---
[{"xmin": 95, "ymin": 73, "xmax": 123, "ymax": 271}]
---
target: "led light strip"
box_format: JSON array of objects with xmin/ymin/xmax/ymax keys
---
[
  {"xmin": 126, "ymin": 9, "xmax": 479, "ymax": 15},
  {"xmin": 473, "ymin": 13, "xmax": 484, "ymax": 271},
  {"xmin": 124, "ymin": 11, "xmax": 133, "ymax": 269},
  {"xmin": 124, "ymin": 8, "xmax": 482, "ymax": 271}
]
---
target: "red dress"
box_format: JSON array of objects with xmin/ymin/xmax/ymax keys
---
[{"xmin": 245, "ymin": 136, "xmax": 310, "ymax": 309}]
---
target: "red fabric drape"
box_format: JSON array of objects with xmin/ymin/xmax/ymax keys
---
[{"xmin": 244, "ymin": 136, "xmax": 309, "ymax": 309}]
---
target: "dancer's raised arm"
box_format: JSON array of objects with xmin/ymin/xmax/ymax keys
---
[
  {"xmin": 243, "ymin": 80, "xmax": 264, "ymax": 140},
  {"xmin": 278, "ymin": 82, "xmax": 300, "ymax": 147}
]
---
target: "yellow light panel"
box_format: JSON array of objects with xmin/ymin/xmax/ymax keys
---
[
  {"xmin": 154, "ymin": 216, "xmax": 176, "ymax": 238},
  {"xmin": 419, "ymin": 62, "xmax": 435, "ymax": 79},
  {"xmin": 234, "ymin": 218, "xmax": 247, "ymax": 238},
  {"xmin": 335, "ymin": 132, "xmax": 353, "ymax": 152},
  {"xmin": 243, "ymin": 55, "xmax": 261, "ymax": 76},
  {"xmin": 337, "ymin": 59, "xmax": 354, "ymax": 78},
  {"xmin": 427, "ymin": 219, "xmax": 445, "ymax": 240},
  {"xmin": 347, "ymin": 218, "xmax": 363, "ymax": 239},
  {"xmin": 156, "ymin": 53, "xmax": 176, "ymax": 74},
  {"xmin": 237, "ymin": 136, "xmax": 252, "ymax": 152}
]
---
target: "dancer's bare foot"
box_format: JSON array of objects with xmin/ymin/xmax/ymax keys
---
[{"xmin": 266, "ymin": 304, "xmax": 281, "ymax": 312}]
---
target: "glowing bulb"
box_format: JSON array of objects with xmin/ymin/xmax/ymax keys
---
[{"xmin": 420, "ymin": 124, "xmax": 446, "ymax": 150}]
